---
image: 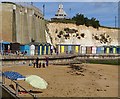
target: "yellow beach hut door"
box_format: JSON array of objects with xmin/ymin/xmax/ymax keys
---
[
  {"xmin": 61, "ymin": 46, "xmax": 64, "ymax": 53},
  {"xmin": 106, "ymin": 47, "xmax": 109, "ymax": 54},
  {"xmin": 75, "ymin": 46, "xmax": 79, "ymax": 53},
  {"xmin": 113, "ymin": 48, "xmax": 116, "ymax": 54}
]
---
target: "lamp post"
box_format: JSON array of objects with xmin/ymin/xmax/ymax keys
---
[
  {"xmin": 43, "ymin": 4, "xmax": 45, "ymax": 17},
  {"xmin": 69, "ymin": 8, "xmax": 71, "ymax": 19},
  {"xmin": 115, "ymin": 16, "xmax": 117, "ymax": 28},
  {"xmin": 0, "ymin": 40, "xmax": 3, "ymax": 55}
]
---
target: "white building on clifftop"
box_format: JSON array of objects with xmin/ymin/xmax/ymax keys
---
[{"xmin": 52, "ymin": 4, "xmax": 67, "ymax": 20}]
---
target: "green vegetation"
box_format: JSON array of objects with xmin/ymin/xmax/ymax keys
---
[
  {"xmin": 87, "ymin": 59, "xmax": 119, "ymax": 65},
  {"xmin": 72, "ymin": 13, "xmax": 100, "ymax": 29},
  {"xmin": 50, "ymin": 13, "xmax": 100, "ymax": 29},
  {"xmin": 49, "ymin": 19, "xmax": 76, "ymax": 24}
]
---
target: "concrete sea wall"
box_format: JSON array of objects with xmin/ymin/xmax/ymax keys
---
[{"xmin": 1, "ymin": 2, "xmax": 46, "ymax": 44}]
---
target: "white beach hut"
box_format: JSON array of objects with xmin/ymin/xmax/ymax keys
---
[{"xmin": 30, "ymin": 44, "xmax": 35, "ymax": 55}]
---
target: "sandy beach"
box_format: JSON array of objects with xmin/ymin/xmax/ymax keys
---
[{"xmin": 2, "ymin": 63, "xmax": 118, "ymax": 97}]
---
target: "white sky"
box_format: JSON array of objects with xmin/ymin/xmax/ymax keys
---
[{"xmin": 0, "ymin": 0, "xmax": 119, "ymax": 2}]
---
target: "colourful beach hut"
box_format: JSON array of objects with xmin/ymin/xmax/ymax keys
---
[
  {"xmin": 10, "ymin": 42, "xmax": 20, "ymax": 53},
  {"xmin": 75, "ymin": 45, "xmax": 79, "ymax": 53},
  {"xmin": 68, "ymin": 45, "xmax": 72, "ymax": 53},
  {"xmin": 104, "ymin": 46, "xmax": 110, "ymax": 54},
  {"xmin": 81, "ymin": 46, "xmax": 86, "ymax": 54},
  {"xmin": 86, "ymin": 46, "xmax": 92, "ymax": 54},
  {"xmin": 112, "ymin": 46, "xmax": 117, "ymax": 54},
  {"xmin": 96, "ymin": 46, "xmax": 104, "ymax": 54},
  {"xmin": 109, "ymin": 46, "xmax": 117, "ymax": 54},
  {"xmin": 116, "ymin": 46, "xmax": 120, "ymax": 54},
  {"xmin": 1, "ymin": 41, "xmax": 11, "ymax": 54},
  {"xmin": 38, "ymin": 43, "xmax": 44, "ymax": 55},
  {"xmin": 20, "ymin": 45, "xmax": 30, "ymax": 55},
  {"xmin": 64, "ymin": 45, "xmax": 68, "ymax": 54},
  {"xmin": 56, "ymin": 45, "xmax": 60, "ymax": 54},
  {"xmin": 60, "ymin": 45, "xmax": 65, "ymax": 53},
  {"xmin": 44, "ymin": 43, "xmax": 51, "ymax": 55},
  {"xmin": 92, "ymin": 46, "xmax": 96, "ymax": 54}
]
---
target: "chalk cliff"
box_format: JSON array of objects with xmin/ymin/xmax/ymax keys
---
[{"xmin": 46, "ymin": 22, "xmax": 119, "ymax": 46}]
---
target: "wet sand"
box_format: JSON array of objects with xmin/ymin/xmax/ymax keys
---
[{"xmin": 2, "ymin": 63, "xmax": 118, "ymax": 97}]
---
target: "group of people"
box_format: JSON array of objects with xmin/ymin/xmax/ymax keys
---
[{"xmin": 32, "ymin": 57, "xmax": 49, "ymax": 68}]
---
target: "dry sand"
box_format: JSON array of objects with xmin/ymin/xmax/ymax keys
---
[{"xmin": 2, "ymin": 63, "xmax": 118, "ymax": 97}]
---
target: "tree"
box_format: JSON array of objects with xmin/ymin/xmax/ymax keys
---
[{"xmin": 71, "ymin": 13, "xmax": 100, "ymax": 29}]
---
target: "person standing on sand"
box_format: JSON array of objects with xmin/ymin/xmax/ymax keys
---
[
  {"xmin": 36, "ymin": 57, "xmax": 39, "ymax": 68},
  {"xmin": 45, "ymin": 56, "xmax": 49, "ymax": 67},
  {"xmin": 33, "ymin": 60, "xmax": 36, "ymax": 68}
]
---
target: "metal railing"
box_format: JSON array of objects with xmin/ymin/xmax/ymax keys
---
[{"xmin": 2, "ymin": 73, "xmax": 37, "ymax": 99}]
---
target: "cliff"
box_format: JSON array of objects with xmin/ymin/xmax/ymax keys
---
[{"xmin": 46, "ymin": 22, "xmax": 119, "ymax": 46}]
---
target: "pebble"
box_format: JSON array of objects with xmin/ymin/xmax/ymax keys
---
[
  {"xmin": 106, "ymin": 85, "xmax": 109, "ymax": 87},
  {"xmin": 97, "ymin": 89, "xmax": 102, "ymax": 91},
  {"xmin": 104, "ymin": 78, "xmax": 107, "ymax": 80}
]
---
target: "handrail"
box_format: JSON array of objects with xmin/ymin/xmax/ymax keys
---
[
  {"xmin": 12, "ymin": 80, "xmax": 36, "ymax": 98},
  {"xmin": 2, "ymin": 73, "xmax": 37, "ymax": 99}
]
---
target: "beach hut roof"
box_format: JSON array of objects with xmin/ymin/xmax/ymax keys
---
[
  {"xmin": 2, "ymin": 41, "xmax": 10, "ymax": 44},
  {"xmin": 27, "ymin": 42, "xmax": 41, "ymax": 46}
]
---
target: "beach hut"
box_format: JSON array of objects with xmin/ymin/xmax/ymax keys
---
[
  {"xmin": 44, "ymin": 43, "xmax": 51, "ymax": 55},
  {"xmin": 109, "ymin": 46, "xmax": 117, "ymax": 54},
  {"xmin": 58, "ymin": 45, "xmax": 61, "ymax": 54},
  {"xmin": 56, "ymin": 45, "xmax": 60, "ymax": 54},
  {"xmin": 117, "ymin": 46, "xmax": 120, "ymax": 54},
  {"xmin": 86, "ymin": 46, "xmax": 92, "ymax": 54},
  {"xmin": 96, "ymin": 46, "xmax": 104, "ymax": 54},
  {"xmin": 64, "ymin": 45, "xmax": 68, "ymax": 54},
  {"xmin": 112, "ymin": 46, "xmax": 117, "ymax": 54},
  {"xmin": 81, "ymin": 46, "xmax": 86, "ymax": 54},
  {"xmin": 68, "ymin": 45, "xmax": 72, "ymax": 54},
  {"xmin": 10, "ymin": 42, "xmax": 20, "ymax": 53},
  {"xmin": 20, "ymin": 45, "xmax": 24, "ymax": 53},
  {"xmin": 92, "ymin": 46, "xmax": 96, "ymax": 54},
  {"xmin": 38, "ymin": 44, "xmax": 43, "ymax": 55},
  {"xmin": 104, "ymin": 46, "xmax": 110, "ymax": 54},
  {"xmin": 60, "ymin": 45, "xmax": 65, "ymax": 53},
  {"xmin": 30, "ymin": 44, "xmax": 35, "ymax": 56},
  {"xmin": 1, "ymin": 42, "xmax": 11, "ymax": 54},
  {"xmin": 20, "ymin": 45, "xmax": 30, "ymax": 55},
  {"xmin": 74, "ymin": 45, "xmax": 81, "ymax": 54},
  {"xmin": 75, "ymin": 45, "xmax": 79, "ymax": 53},
  {"xmin": 71, "ymin": 45, "xmax": 75, "ymax": 54}
]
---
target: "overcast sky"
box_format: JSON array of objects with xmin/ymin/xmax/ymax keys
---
[{"xmin": 33, "ymin": 2, "xmax": 118, "ymax": 27}]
